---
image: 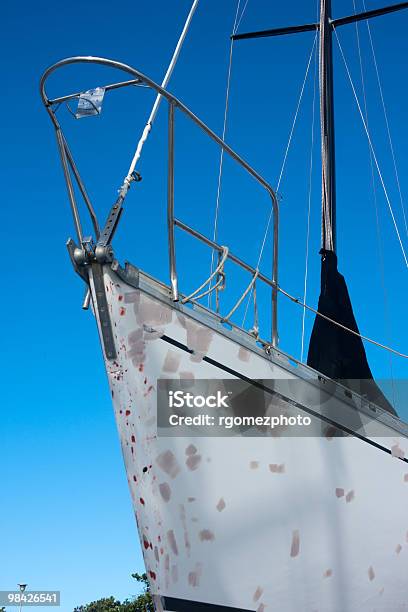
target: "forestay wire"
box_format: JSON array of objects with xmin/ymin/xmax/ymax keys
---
[
  {"xmin": 208, "ymin": 0, "xmax": 251, "ymax": 307},
  {"xmin": 118, "ymin": 0, "xmax": 200, "ymax": 200}
]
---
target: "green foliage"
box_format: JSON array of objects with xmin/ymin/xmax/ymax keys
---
[
  {"xmin": 73, "ymin": 596, "xmax": 126, "ymax": 611},
  {"xmin": 73, "ymin": 572, "xmax": 154, "ymax": 612},
  {"xmin": 130, "ymin": 573, "xmax": 150, "ymax": 593}
]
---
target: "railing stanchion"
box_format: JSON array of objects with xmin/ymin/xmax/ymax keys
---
[
  {"xmin": 55, "ymin": 128, "xmax": 83, "ymax": 244},
  {"xmin": 167, "ymin": 102, "xmax": 179, "ymax": 301},
  {"xmin": 272, "ymin": 195, "xmax": 279, "ymax": 347}
]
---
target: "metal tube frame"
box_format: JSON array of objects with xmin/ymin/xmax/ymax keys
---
[
  {"xmin": 62, "ymin": 134, "xmax": 100, "ymax": 238},
  {"xmin": 167, "ymin": 102, "xmax": 178, "ymax": 301},
  {"xmin": 48, "ymin": 78, "xmax": 143, "ymax": 106},
  {"xmin": 55, "ymin": 128, "xmax": 83, "ymax": 243},
  {"xmin": 40, "ymin": 56, "xmax": 280, "ymax": 346}
]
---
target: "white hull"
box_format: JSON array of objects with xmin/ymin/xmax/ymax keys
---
[{"xmin": 89, "ymin": 263, "xmax": 408, "ymax": 612}]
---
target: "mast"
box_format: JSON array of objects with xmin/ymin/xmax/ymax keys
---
[
  {"xmin": 232, "ymin": 1, "xmax": 408, "ymax": 254},
  {"xmin": 319, "ymin": 0, "xmax": 336, "ymax": 253}
]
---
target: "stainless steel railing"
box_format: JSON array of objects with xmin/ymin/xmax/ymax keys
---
[{"xmin": 40, "ymin": 56, "xmax": 280, "ymax": 346}]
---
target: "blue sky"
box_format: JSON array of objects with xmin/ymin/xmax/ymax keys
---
[{"xmin": 2, "ymin": 0, "xmax": 408, "ymax": 610}]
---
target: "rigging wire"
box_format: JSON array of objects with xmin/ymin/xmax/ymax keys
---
[
  {"xmin": 300, "ymin": 0, "xmax": 320, "ymax": 363},
  {"xmin": 362, "ymin": 0, "xmax": 408, "ymax": 239},
  {"xmin": 241, "ymin": 32, "xmax": 318, "ymax": 327},
  {"xmin": 300, "ymin": 42, "xmax": 318, "ymax": 363},
  {"xmin": 334, "ymin": 27, "xmax": 408, "ymax": 269},
  {"xmin": 276, "ymin": 32, "xmax": 318, "ymax": 194},
  {"xmin": 352, "ymin": 0, "xmax": 396, "ymax": 406},
  {"xmin": 208, "ymin": 0, "xmax": 250, "ymax": 307},
  {"xmin": 236, "ymin": 0, "xmax": 251, "ymax": 32},
  {"xmin": 276, "ymin": 284, "xmax": 408, "ymax": 359}
]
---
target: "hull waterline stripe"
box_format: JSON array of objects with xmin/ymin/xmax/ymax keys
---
[
  {"xmin": 162, "ymin": 596, "xmax": 253, "ymax": 612},
  {"xmin": 160, "ymin": 335, "xmax": 408, "ymax": 464}
]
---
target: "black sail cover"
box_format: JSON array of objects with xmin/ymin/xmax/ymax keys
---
[{"xmin": 307, "ymin": 249, "xmax": 397, "ymax": 416}]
